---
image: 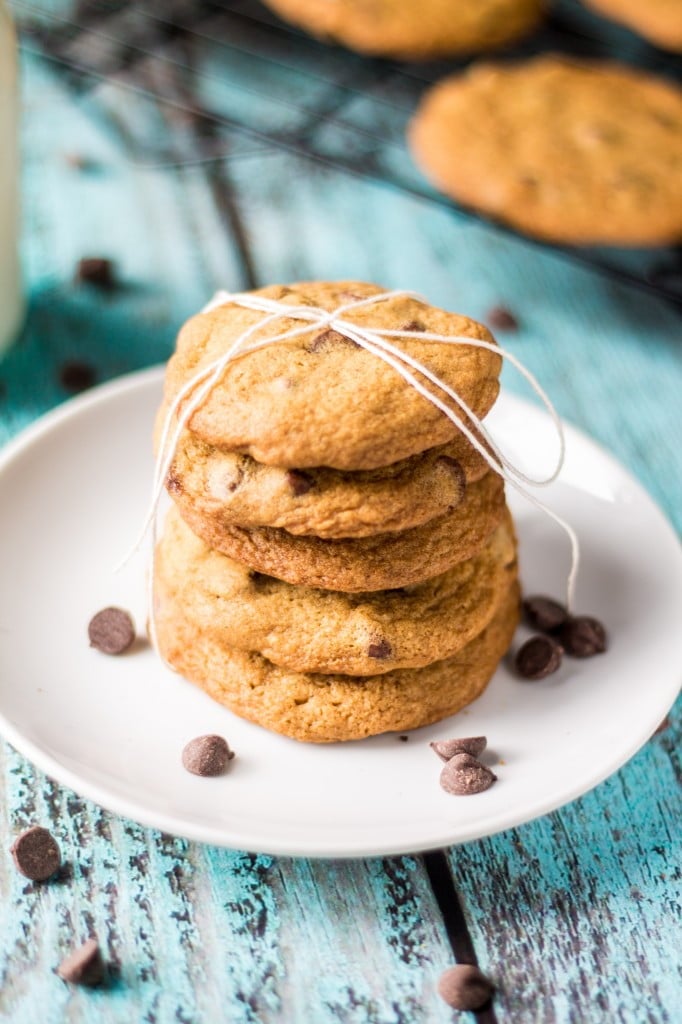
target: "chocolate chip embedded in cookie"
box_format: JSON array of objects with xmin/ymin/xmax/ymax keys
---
[
  {"xmin": 162, "ymin": 281, "xmax": 501, "ymax": 471},
  {"xmin": 161, "ymin": 427, "xmax": 489, "ymax": 540},
  {"xmin": 154, "ymin": 582, "xmax": 521, "ymax": 743},
  {"xmin": 410, "ymin": 56, "xmax": 682, "ymax": 246},
  {"xmin": 260, "ymin": 0, "xmax": 544, "ymax": 60},
  {"xmin": 173, "ymin": 470, "xmax": 507, "ymax": 592},
  {"xmin": 155, "ymin": 505, "xmax": 517, "ymax": 675}
]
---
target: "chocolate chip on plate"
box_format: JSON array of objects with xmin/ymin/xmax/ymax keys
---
[
  {"xmin": 438, "ymin": 964, "xmax": 494, "ymax": 1011},
  {"xmin": 559, "ymin": 616, "xmax": 608, "ymax": 657},
  {"xmin": 75, "ymin": 257, "xmax": 115, "ymax": 288},
  {"xmin": 368, "ymin": 638, "xmax": 393, "ymax": 660},
  {"xmin": 523, "ymin": 595, "xmax": 568, "ymax": 633},
  {"xmin": 286, "ymin": 470, "xmax": 314, "ymax": 496},
  {"xmin": 59, "ymin": 361, "xmax": 96, "ymax": 394},
  {"xmin": 88, "ymin": 607, "xmax": 135, "ymax": 655},
  {"xmin": 57, "ymin": 939, "xmax": 104, "ymax": 987},
  {"xmin": 10, "ymin": 825, "xmax": 61, "ymax": 881},
  {"xmin": 430, "ymin": 736, "xmax": 487, "ymax": 762},
  {"xmin": 182, "ymin": 735, "xmax": 235, "ymax": 777},
  {"xmin": 515, "ymin": 635, "xmax": 563, "ymax": 680},
  {"xmin": 440, "ymin": 753, "xmax": 496, "ymax": 796},
  {"xmin": 486, "ymin": 305, "xmax": 519, "ymax": 331}
]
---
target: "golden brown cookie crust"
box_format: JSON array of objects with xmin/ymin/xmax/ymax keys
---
[
  {"xmin": 155, "ymin": 506, "xmax": 517, "ymax": 675},
  {"xmin": 409, "ymin": 56, "xmax": 682, "ymax": 246},
  {"xmin": 584, "ymin": 0, "xmax": 682, "ymax": 52},
  {"xmin": 165, "ymin": 428, "xmax": 490, "ymax": 539},
  {"xmin": 261, "ymin": 0, "xmax": 544, "ymax": 60},
  {"xmin": 173, "ymin": 471, "xmax": 506, "ymax": 592},
  {"xmin": 155, "ymin": 581, "xmax": 521, "ymax": 743},
  {"xmin": 161, "ymin": 281, "xmax": 501, "ymax": 470}
]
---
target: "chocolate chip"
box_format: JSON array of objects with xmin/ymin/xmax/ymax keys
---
[
  {"xmin": 487, "ymin": 305, "xmax": 519, "ymax": 331},
  {"xmin": 57, "ymin": 939, "xmax": 104, "ymax": 987},
  {"xmin": 286, "ymin": 470, "xmax": 314, "ymax": 496},
  {"xmin": 398, "ymin": 735, "xmax": 409, "ymax": 742},
  {"xmin": 438, "ymin": 964, "xmax": 494, "ymax": 1011},
  {"xmin": 559, "ymin": 616, "xmax": 607, "ymax": 657},
  {"xmin": 654, "ymin": 716, "xmax": 671, "ymax": 736},
  {"xmin": 166, "ymin": 469, "xmax": 183, "ymax": 494},
  {"xmin": 182, "ymin": 735, "xmax": 234, "ymax": 777},
  {"xmin": 368, "ymin": 638, "xmax": 393, "ymax": 660},
  {"xmin": 88, "ymin": 607, "xmax": 135, "ymax": 655},
  {"xmin": 10, "ymin": 826, "xmax": 61, "ymax": 881},
  {"xmin": 523, "ymin": 595, "xmax": 568, "ymax": 633},
  {"xmin": 59, "ymin": 361, "xmax": 96, "ymax": 393},
  {"xmin": 430, "ymin": 736, "xmax": 487, "ymax": 762},
  {"xmin": 75, "ymin": 257, "xmax": 115, "ymax": 288},
  {"xmin": 440, "ymin": 753, "xmax": 496, "ymax": 796},
  {"xmin": 515, "ymin": 635, "xmax": 563, "ymax": 679},
  {"xmin": 306, "ymin": 329, "xmax": 358, "ymax": 353},
  {"xmin": 400, "ymin": 319, "xmax": 426, "ymax": 332}
]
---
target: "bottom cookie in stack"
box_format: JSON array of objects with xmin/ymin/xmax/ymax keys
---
[{"xmin": 153, "ymin": 507, "xmax": 520, "ymax": 742}]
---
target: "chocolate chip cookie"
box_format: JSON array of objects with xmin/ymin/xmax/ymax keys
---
[
  {"xmin": 410, "ymin": 56, "xmax": 682, "ymax": 245},
  {"xmin": 165, "ymin": 427, "xmax": 490, "ymax": 539},
  {"xmin": 260, "ymin": 0, "xmax": 544, "ymax": 60},
  {"xmin": 173, "ymin": 470, "xmax": 506, "ymax": 592},
  {"xmin": 161, "ymin": 281, "xmax": 501, "ymax": 471},
  {"xmin": 155, "ymin": 506, "xmax": 517, "ymax": 675},
  {"xmin": 155, "ymin": 580, "xmax": 521, "ymax": 743}
]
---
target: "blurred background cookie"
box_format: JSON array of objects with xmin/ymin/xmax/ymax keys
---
[
  {"xmin": 409, "ymin": 56, "xmax": 682, "ymax": 246},
  {"xmin": 583, "ymin": 0, "xmax": 682, "ymax": 53},
  {"xmin": 260, "ymin": 0, "xmax": 545, "ymax": 60}
]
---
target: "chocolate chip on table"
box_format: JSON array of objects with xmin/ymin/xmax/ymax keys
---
[
  {"xmin": 59, "ymin": 361, "xmax": 96, "ymax": 393},
  {"xmin": 438, "ymin": 964, "xmax": 494, "ymax": 1011},
  {"xmin": 286, "ymin": 470, "xmax": 314, "ymax": 496},
  {"xmin": 654, "ymin": 716, "xmax": 671, "ymax": 736},
  {"xmin": 368, "ymin": 638, "xmax": 393, "ymax": 660},
  {"xmin": 515, "ymin": 634, "xmax": 563, "ymax": 680},
  {"xmin": 559, "ymin": 616, "xmax": 608, "ymax": 658},
  {"xmin": 88, "ymin": 607, "xmax": 136, "ymax": 655},
  {"xmin": 523, "ymin": 595, "xmax": 568, "ymax": 634},
  {"xmin": 440, "ymin": 753, "xmax": 496, "ymax": 796},
  {"xmin": 398, "ymin": 735, "xmax": 409, "ymax": 742},
  {"xmin": 57, "ymin": 939, "xmax": 104, "ymax": 987},
  {"xmin": 10, "ymin": 825, "xmax": 61, "ymax": 881},
  {"xmin": 486, "ymin": 305, "xmax": 519, "ymax": 331},
  {"xmin": 182, "ymin": 735, "xmax": 234, "ymax": 777},
  {"xmin": 430, "ymin": 736, "xmax": 487, "ymax": 762},
  {"xmin": 75, "ymin": 257, "xmax": 115, "ymax": 289}
]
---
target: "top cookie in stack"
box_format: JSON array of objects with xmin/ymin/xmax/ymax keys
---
[
  {"xmin": 153, "ymin": 281, "xmax": 519, "ymax": 741},
  {"xmin": 157, "ymin": 281, "xmax": 504, "ymax": 591}
]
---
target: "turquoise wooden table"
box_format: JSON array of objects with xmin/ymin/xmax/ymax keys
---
[{"xmin": 1, "ymin": 2, "xmax": 681, "ymax": 1021}]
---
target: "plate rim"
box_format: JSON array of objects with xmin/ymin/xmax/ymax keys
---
[{"xmin": 0, "ymin": 366, "xmax": 680, "ymax": 857}]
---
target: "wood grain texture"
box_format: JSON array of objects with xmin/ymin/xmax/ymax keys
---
[{"xmin": 0, "ymin": 7, "xmax": 681, "ymax": 1022}]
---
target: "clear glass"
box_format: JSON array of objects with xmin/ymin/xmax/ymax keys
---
[{"xmin": 0, "ymin": 0, "xmax": 23, "ymax": 355}]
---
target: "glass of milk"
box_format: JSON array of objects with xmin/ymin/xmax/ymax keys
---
[{"xmin": 0, "ymin": 0, "xmax": 23, "ymax": 355}]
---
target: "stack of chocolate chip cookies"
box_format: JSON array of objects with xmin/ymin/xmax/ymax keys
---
[{"xmin": 153, "ymin": 281, "xmax": 520, "ymax": 742}]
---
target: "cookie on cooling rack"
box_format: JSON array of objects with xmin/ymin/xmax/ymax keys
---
[
  {"xmin": 260, "ymin": 0, "xmax": 544, "ymax": 60},
  {"xmin": 409, "ymin": 56, "xmax": 682, "ymax": 246},
  {"xmin": 583, "ymin": 0, "xmax": 682, "ymax": 53}
]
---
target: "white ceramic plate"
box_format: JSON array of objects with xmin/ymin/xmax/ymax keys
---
[{"xmin": 0, "ymin": 367, "xmax": 680, "ymax": 857}]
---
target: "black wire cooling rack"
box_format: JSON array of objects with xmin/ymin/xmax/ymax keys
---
[{"xmin": 13, "ymin": 0, "xmax": 682, "ymax": 307}]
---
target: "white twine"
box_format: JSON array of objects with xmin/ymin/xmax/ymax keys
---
[{"xmin": 124, "ymin": 288, "xmax": 580, "ymax": 655}]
